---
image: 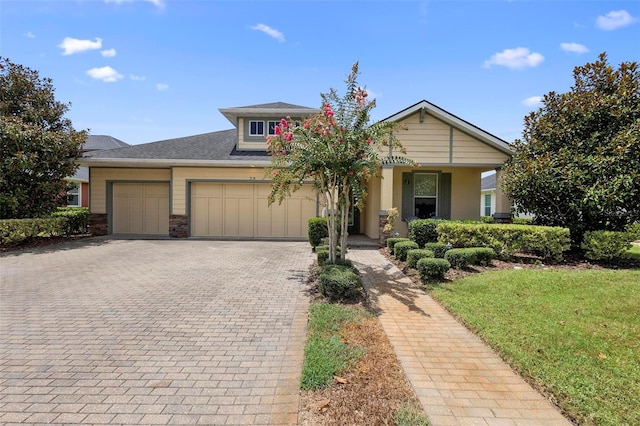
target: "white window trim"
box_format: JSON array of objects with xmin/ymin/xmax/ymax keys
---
[
  {"xmin": 249, "ymin": 120, "xmax": 265, "ymax": 136},
  {"xmin": 413, "ymin": 173, "xmax": 438, "ymax": 219},
  {"xmin": 67, "ymin": 182, "xmax": 81, "ymax": 207}
]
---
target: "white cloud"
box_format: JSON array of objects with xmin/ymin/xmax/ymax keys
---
[
  {"xmin": 130, "ymin": 74, "xmax": 146, "ymax": 81},
  {"xmin": 522, "ymin": 96, "xmax": 543, "ymax": 107},
  {"xmin": 105, "ymin": 0, "xmax": 165, "ymax": 8},
  {"xmin": 596, "ymin": 10, "xmax": 638, "ymax": 31},
  {"xmin": 86, "ymin": 66, "xmax": 124, "ymax": 82},
  {"xmin": 59, "ymin": 37, "xmax": 102, "ymax": 55},
  {"xmin": 250, "ymin": 24, "xmax": 285, "ymax": 42},
  {"xmin": 26, "ymin": 32, "xmax": 35, "ymax": 39},
  {"xmin": 483, "ymin": 47, "xmax": 544, "ymax": 70},
  {"xmin": 560, "ymin": 42, "xmax": 589, "ymax": 54},
  {"xmin": 156, "ymin": 83, "xmax": 169, "ymax": 91},
  {"xmin": 101, "ymin": 48, "xmax": 117, "ymax": 57}
]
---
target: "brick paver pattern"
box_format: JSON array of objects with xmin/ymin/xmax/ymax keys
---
[
  {"xmin": 1, "ymin": 239, "xmax": 314, "ymax": 425},
  {"xmin": 348, "ymin": 249, "xmax": 572, "ymax": 426}
]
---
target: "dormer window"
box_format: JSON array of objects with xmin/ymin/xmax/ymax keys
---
[
  {"xmin": 267, "ymin": 121, "xmax": 279, "ymax": 136},
  {"xmin": 249, "ymin": 121, "xmax": 264, "ymax": 136}
]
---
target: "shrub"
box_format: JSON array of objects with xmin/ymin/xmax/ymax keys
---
[
  {"xmin": 416, "ymin": 258, "xmax": 450, "ymax": 283},
  {"xmin": 0, "ymin": 217, "xmax": 68, "ymax": 245},
  {"xmin": 394, "ymin": 240, "xmax": 419, "ymax": 261},
  {"xmin": 386, "ymin": 237, "xmax": 410, "ymax": 251},
  {"xmin": 436, "ymin": 222, "xmax": 570, "ymax": 261},
  {"xmin": 408, "ymin": 219, "xmax": 441, "ymax": 247},
  {"xmin": 406, "ymin": 249, "xmax": 434, "ymax": 268},
  {"xmin": 423, "ymin": 242, "xmax": 449, "ymax": 258},
  {"xmin": 444, "ymin": 248, "xmax": 478, "ymax": 269},
  {"xmin": 51, "ymin": 207, "xmax": 89, "ymax": 235},
  {"xmin": 581, "ymin": 231, "xmax": 633, "ymax": 262},
  {"xmin": 513, "ymin": 217, "xmax": 534, "ymax": 225},
  {"xmin": 316, "ymin": 245, "xmax": 343, "ymax": 266},
  {"xmin": 480, "ymin": 216, "xmax": 494, "ymax": 224},
  {"xmin": 308, "ymin": 217, "xmax": 328, "ymax": 249},
  {"xmin": 626, "ymin": 223, "xmax": 640, "ymax": 241},
  {"xmin": 472, "ymin": 247, "xmax": 496, "ymax": 266},
  {"xmin": 318, "ymin": 264, "xmax": 361, "ymax": 300}
]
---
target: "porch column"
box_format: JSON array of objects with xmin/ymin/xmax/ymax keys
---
[
  {"xmin": 493, "ymin": 168, "xmax": 512, "ymax": 223},
  {"xmin": 378, "ymin": 165, "xmax": 395, "ymax": 246}
]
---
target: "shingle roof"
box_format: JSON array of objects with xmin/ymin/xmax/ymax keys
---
[
  {"xmin": 69, "ymin": 166, "xmax": 89, "ymax": 181},
  {"xmin": 481, "ymin": 172, "xmax": 496, "ymax": 191},
  {"xmin": 219, "ymin": 102, "xmax": 319, "ymax": 126},
  {"xmin": 83, "ymin": 135, "xmax": 129, "ymax": 151},
  {"xmin": 230, "ymin": 102, "xmax": 317, "ymax": 110},
  {"xmin": 84, "ymin": 129, "xmax": 268, "ymax": 162}
]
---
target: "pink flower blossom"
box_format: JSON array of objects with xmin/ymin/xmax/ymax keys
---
[
  {"xmin": 280, "ymin": 118, "xmax": 288, "ymax": 128},
  {"xmin": 275, "ymin": 126, "xmax": 281, "ymax": 135},
  {"xmin": 303, "ymin": 120, "xmax": 310, "ymax": 129},
  {"xmin": 281, "ymin": 149, "xmax": 287, "ymax": 155},
  {"xmin": 284, "ymin": 132, "xmax": 293, "ymax": 143},
  {"xmin": 366, "ymin": 138, "xmax": 372, "ymax": 145},
  {"xmin": 348, "ymin": 170, "xmax": 354, "ymax": 176}
]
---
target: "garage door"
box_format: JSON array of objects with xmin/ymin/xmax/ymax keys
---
[
  {"xmin": 191, "ymin": 183, "xmax": 317, "ymax": 238},
  {"xmin": 113, "ymin": 183, "xmax": 170, "ymax": 235}
]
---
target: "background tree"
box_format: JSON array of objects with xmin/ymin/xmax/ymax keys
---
[
  {"xmin": 501, "ymin": 52, "xmax": 639, "ymax": 244},
  {"xmin": 1, "ymin": 57, "xmax": 86, "ymax": 219},
  {"xmin": 266, "ymin": 62, "xmax": 410, "ymax": 264}
]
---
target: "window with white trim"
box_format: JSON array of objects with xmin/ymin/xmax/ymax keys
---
[
  {"xmin": 484, "ymin": 194, "xmax": 492, "ymax": 216},
  {"xmin": 414, "ymin": 173, "xmax": 437, "ymax": 219},
  {"xmin": 249, "ymin": 120, "xmax": 264, "ymax": 136},
  {"xmin": 267, "ymin": 121, "xmax": 279, "ymax": 135},
  {"xmin": 67, "ymin": 182, "xmax": 80, "ymax": 207}
]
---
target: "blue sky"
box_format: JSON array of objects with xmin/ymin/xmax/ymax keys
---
[{"xmin": 1, "ymin": 0, "xmax": 638, "ymax": 145}]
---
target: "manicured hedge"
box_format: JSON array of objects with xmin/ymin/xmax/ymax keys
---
[
  {"xmin": 319, "ymin": 264, "xmax": 361, "ymax": 300},
  {"xmin": 406, "ymin": 249, "xmax": 434, "ymax": 268},
  {"xmin": 315, "ymin": 245, "xmax": 343, "ymax": 266},
  {"xmin": 416, "ymin": 258, "xmax": 450, "ymax": 283},
  {"xmin": 436, "ymin": 222, "xmax": 570, "ymax": 260},
  {"xmin": 394, "ymin": 240, "xmax": 419, "ymax": 261},
  {"xmin": 0, "ymin": 217, "xmax": 67, "ymax": 245},
  {"xmin": 308, "ymin": 217, "xmax": 329, "ymax": 249},
  {"xmin": 444, "ymin": 248, "xmax": 478, "ymax": 269},
  {"xmin": 51, "ymin": 207, "xmax": 89, "ymax": 235},
  {"xmin": 408, "ymin": 219, "xmax": 441, "ymax": 247},
  {"xmin": 386, "ymin": 237, "xmax": 410, "ymax": 251},
  {"xmin": 581, "ymin": 230, "xmax": 633, "ymax": 261},
  {"xmin": 423, "ymin": 242, "xmax": 449, "ymax": 258}
]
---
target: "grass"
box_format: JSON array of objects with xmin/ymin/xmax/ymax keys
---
[
  {"xmin": 429, "ymin": 268, "xmax": 640, "ymax": 426},
  {"xmin": 392, "ymin": 402, "xmax": 431, "ymax": 426},
  {"xmin": 627, "ymin": 244, "xmax": 640, "ymax": 261},
  {"xmin": 300, "ymin": 303, "xmax": 370, "ymax": 390}
]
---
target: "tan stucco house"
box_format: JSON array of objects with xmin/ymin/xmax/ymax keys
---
[{"xmin": 80, "ymin": 100, "xmax": 513, "ymax": 241}]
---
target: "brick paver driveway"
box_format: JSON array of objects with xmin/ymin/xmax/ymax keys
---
[{"xmin": 0, "ymin": 239, "xmax": 314, "ymax": 425}]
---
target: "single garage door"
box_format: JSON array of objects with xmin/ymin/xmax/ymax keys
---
[
  {"xmin": 113, "ymin": 183, "xmax": 170, "ymax": 235},
  {"xmin": 191, "ymin": 182, "xmax": 317, "ymax": 238}
]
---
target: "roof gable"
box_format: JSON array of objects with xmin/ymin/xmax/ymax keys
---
[{"xmin": 219, "ymin": 101, "xmax": 319, "ymax": 126}]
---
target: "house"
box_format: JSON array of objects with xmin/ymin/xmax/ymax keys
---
[
  {"xmin": 480, "ymin": 172, "xmax": 496, "ymax": 217},
  {"xmin": 66, "ymin": 135, "xmax": 129, "ymax": 207},
  {"xmin": 80, "ymin": 100, "xmax": 513, "ymax": 241}
]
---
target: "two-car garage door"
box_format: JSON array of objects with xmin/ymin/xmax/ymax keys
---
[{"xmin": 191, "ymin": 183, "xmax": 317, "ymax": 238}]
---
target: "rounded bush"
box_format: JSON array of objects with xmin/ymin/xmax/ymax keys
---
[
  {"xmin": 423, "ymin": 242, "xmax": 448, "ymax": 258},
  {"xmin": 308, "ymin": 217, "xmax": 328, "ymax": 248},
  {"xmin": 581, "ymin": 230, "xmax": 633, "ymax": 261},
  {"xmin": 386, "ymin": 237, "xmax": 410, "ymax": 251},
  {"xmin": 406, "ymin": 249, "xmax": 434, "ymax": 268},
  {"xmin": 444, "ymin": 248, "xmax": 478, "ymax": 269},
  {"xmin": 394, "ymin": 240, "xmax": 419, "ymax": 261},
  {"xmin": 416, "ymin": 257, "xmax": 450, "ymax": 282},
  {"xmin": 319, "ymin": 264, "xmax": 361, "ymax": 300},
  {"xmin": 316, "ymin": 245, "xmax": 342, "ymax": 266},
  {"xmin": 472, "ymin": 247, "xmax": 496, "ymax": 266}
]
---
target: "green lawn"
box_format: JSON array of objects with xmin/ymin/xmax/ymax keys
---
[{"xmin": 429, "ymin": 268, "xmax": 640, "ymax": 426}]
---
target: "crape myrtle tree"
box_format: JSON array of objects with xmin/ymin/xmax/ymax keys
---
[
  {"xmin": 266, "ymin": 62, "xmax": 410, "ymax": 264},
  {"xmin": 0, "ymin": 57, "xmax": 86, "ymax": 219},
  {"xmin": 501, "ymin": 52, "xmax": 640, "ymax": 245}
]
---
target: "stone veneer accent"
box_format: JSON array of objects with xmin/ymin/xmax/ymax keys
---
[
  {"xmin": 169, "ymin": 215, "xmax": 189, "ymax": 238},
  {"xmin": 88, "ymin": 213, "xmax": 108, "ymax": 236},
  {"xmin": 378, "ymin": 210, "xmax": 390, "ymax": 247}
]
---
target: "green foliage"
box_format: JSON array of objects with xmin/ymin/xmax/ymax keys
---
[
  {"xmin": 386, "ymin": 237, "xmax": 410, "ymax": 250},
  {"xmin": 416, "ymin": 257, "xmax": 450, "ymax": 283},
  {"xmin": 0, "ymin": 217, "xmax": 67, "ymax": 244},
  {"xmin": 501, "ymin": 53, "xmax": 640, "ymax": 244},
  {"xmin": 626, "ymin": 223, "xmax": 640, "ymax": 241},
  {"xmin": 301, "ymin": 303, "xmax": 369, "ymax": 390},
  {"xmin": 266, "ymin": 62, "xmax": 411, "ymax": 264},
  {"xmin": 1, "ymin": 57, "xmax": 87, "ymax": 219},
  {"xmin": 444, "ymin": 248, "xmax": 478, "ymax": 269},
  {"xmin": 316, "ymin": 245, "xmax": 343, "ymax": 267},
  {"xmin": 437, "ymin": 222, "xmax": 570, "ymax": 261},
  {"xmin": 406, "ymin": 249, "xmax": 434, "ymax": 268},
  {"xmin": 423, "ymin": 242, "xmax": 449, "ymax": 258},
  {"xmin": 318, "ymin": 264, "xmax": 362, "ymax": 301},
  {"xmin": 472, "ymin": 247, "xmax": 496, "ymax": 266},
  {"xmin": 408, "ymin": 218, "xmax": 441, "ymax": 247},
  {"xmin": 51, "ymin": 207, "xmax": 89, "ymax": 235},
  {"xmin": 480, "ymin": 216, "xmax": 493, "ymax": 224},
  {"xmin": 394, "ymin": 402, "xmax": 431, "ymax": 426},
  {"xmin": 581, "ymin": 230, "xmax": 633, "ymax": 261},
  {"xmin": 393, "ymin": 240, "xmax": 419, "ymax": 261},
  {"xmin": 513, "ymin": 217, "xmax": 533, "ymax": 225},
  {"xmin": 308, "ymin": 217, "xmax": 328, "ymax": 248}
]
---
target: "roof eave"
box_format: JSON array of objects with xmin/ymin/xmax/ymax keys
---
[
  {"xmin": 218, "ymin": 107, "xmax": 320, "ymax": 126},
  {"xmin": 79, "ymin": 158, "xmax": 270, "ymax": 168}
]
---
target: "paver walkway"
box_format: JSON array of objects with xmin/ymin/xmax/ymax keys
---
[
  {"xmin": 348, "ymin": 249, "xmax": 572, "ymax": 426},
  {"xmin": 0, "ymin": 239, "xmax": 313, "ymax": 425}
]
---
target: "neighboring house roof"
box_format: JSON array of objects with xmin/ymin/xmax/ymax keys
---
[
  {"xmin": 382, "ymin": 100, "xmax": 513, "ymax": 156},
  {"xmin": 82, "ymin": 129, "xmax": 270, "ymax": 167},
  {"xmin": 68, "ymin": 166, "xmax": 89, "ymax": 182},
  {"xmin": 83, "ymin": 135, "xmax": 129, "ymax": 151},
  {"xmin": 481, "ymin": 172, "xmax": 496, "ymax": 191},
  {"xmin": 219, "ymin": 102, "xmax": 319, "ymax": 126}
]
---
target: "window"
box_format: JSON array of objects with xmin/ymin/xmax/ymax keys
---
[
  {"xmin": 484, "ymin": 194, "xmax": 492, "ymax": 217},
  {"xmin": 249, "ymin": 121, "xmax": 264, "ymax": 136},
  {"xmin": 414, "ymin": 173, "xmax": 437, "ymax": 219},
  {"xmin": 267, "ymin": 121, "xmax": 279, "ymax": 135},
  {"xmin": 67, "ymin": 182, "xmax": 80, "ymax": 207}
]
